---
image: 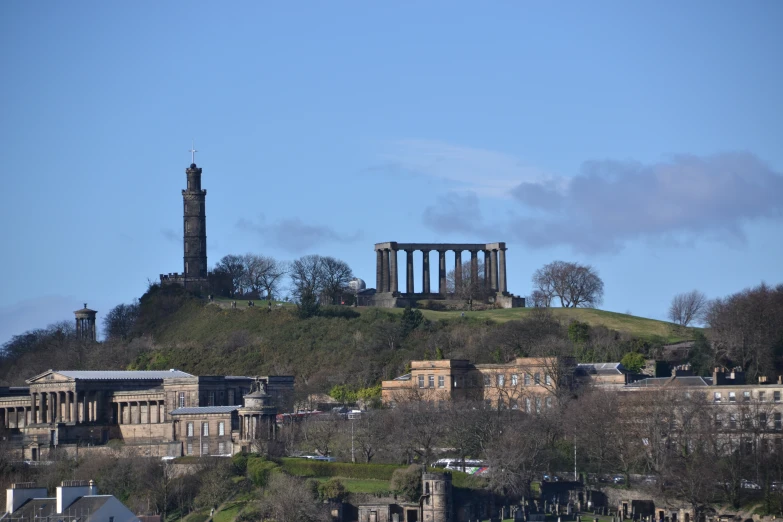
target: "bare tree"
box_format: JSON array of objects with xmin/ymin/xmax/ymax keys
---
[
  {"xmin": 532, "ymin": 261, "xmax": 604, "ymax": 308},
  {"xmin": 320, "ymin": 256, "xmax": 353, "ymax": 305},
  {"xmin": 668, "ymin": 290, "xmax": 708, "ymax": 326},
  {"xmin": 258, "ymin": 473, "xmax": 331, "ymax": 522},
  {"xmin": 103, "ymin": 302, "xmax": 140, "ymax": 340},
  {"xmin": 290, "ymin": 255, "xmax": 325, "ymax": 302},
  {"xmin": 446, "ymin": 259, "xmax": 490, "ymax": 307},
  {"xmin": 213, "ymin": 254, "xmax": 246, "ymax": 295}
]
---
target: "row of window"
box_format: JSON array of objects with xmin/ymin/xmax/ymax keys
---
[
  {"xmin": 714, "ymin": 390, "xmax": 782, "ymax": 403},
  {"xmin": 186, "ymin": 421, "xmax": 226, "ymax": 437},
  {"xmin": 178, "ymin": 390, "xmax": 239, "ymax": 408},
  {"xmin": 416, "ymin": 372, "xmax": 551, "ymax": 389},
  {"xmin": 186, "ymin": 441, "xmax": 227, "ymax": 456},
  {"xmin": 716, "ymin": 412, "xmax": 783, "ymax": 430}
]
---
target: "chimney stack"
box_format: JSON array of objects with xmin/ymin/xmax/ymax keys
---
[{"xmin": 6, "ymin": 483, "xmax": 48, "ymax": 514}]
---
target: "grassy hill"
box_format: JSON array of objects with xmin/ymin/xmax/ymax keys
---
[{"xmin": 124, "ymin": 285, "xmax": 697, "ymax": 393}]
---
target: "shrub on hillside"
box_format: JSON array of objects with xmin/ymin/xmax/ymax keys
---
[
  {"xmin": 318, "ymin": 478, "xmax": 347, "ymax": 501},
  {"xmin": 247, "ymin": 456, "xmax": 281, "ymax": 487},
  {"xmin": 279, "ymin": 458, "xmax": 400, "ymax": 481},
  {"xmin": 390, "ymin": 465, "xmax": 422, "ymax": 502}
]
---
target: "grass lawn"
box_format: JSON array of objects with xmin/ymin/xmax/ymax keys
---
[
  {"xmin": 360, "ymin": 306, "xmax": 696, "ymax": 342},
  {"xmin": 213, "ymin": 502, "xmax": 243, "ymax": 522},
  {"xmin": 314, "ymin": 476, "xmax": 392, "ymax": 494}
]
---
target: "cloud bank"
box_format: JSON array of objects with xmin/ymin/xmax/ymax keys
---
[
  {"xmin": 237, "ymin": 215, "xmax": 362, "ymax": 254},
  {"xmin": 422, "ymin": 152, "xmax": 783, "ymax": 254}
]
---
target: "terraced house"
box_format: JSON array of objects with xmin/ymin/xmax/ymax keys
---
[{"xmin": 381, "ymin": 357, "xmax": 577, "ymax": 410}]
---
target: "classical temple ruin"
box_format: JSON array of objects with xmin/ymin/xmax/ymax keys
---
[{"xmin": 368, "ymin": 242, "xmax": 524, "ymax": 308}]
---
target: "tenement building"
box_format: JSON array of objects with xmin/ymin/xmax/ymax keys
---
[
  {"xmin": 160, "ymin": 151, "xmax": 209, "ymax": 290},
  {"xmin": 368, "ymin": 241, "xmax": 525, "ymax": 308},
  {"xmin": 0, "ymin": 369, "xmax": 293, "ymax": 461}
]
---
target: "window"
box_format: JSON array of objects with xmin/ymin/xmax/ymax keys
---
[
  {"xmin": 729, "ymin": 414, "xmax": 737, "ymax": 429},
  {"xmin": 524, "ymin": 373, "xmax": 531, "ymax": 386},
  {"xmin": 534, "ymin": 373, "xmax": 541, "ymax": 385},
  {"xmin": 545, "ymin": 374, "xmax": 552, "ymax": 386},
  {"xmin": 545, "ymin": 397, "xmax": 553, "ymax": 409},
  {"xmin": 428, "ymin": 375, "xmax": 435, "ymax": 388},
  {"xmin": 187, "ymin": 422, "xmax": 194, "ymax": 437},
  {"xmin": 760, "ymin": 412, "xmax": 768, "ymax": 428},
  {"xmin": 511, "ymin": 374, "xmax": 518, "ymax": 386},
  {"xmin": 511, "ymin": 400, "xmax": 519, "ymax": 410},
  {"xmin": 483, "ymin": 374, "xmax": 491, "ymax": 386},
  {"xmin": 715, "ymin": 414, "xmax": 722, "ymax": 427},
  {"xmin": 202, "ymin": 422, "xmax": 209, "ymax": 437},
  {"xmin": 187, "ymin": 442, "xmax": 193, "ymax": 455},
  {"xmin": 759, "ymin": 391, "xmax": 766, "ymax": 402},
  {"xmin": 185, "ymin": 242, "xmax": 189, "ymax": 253},
  {"xmin": 497, "ymin": 374, "xmax": 505, "ymax": 387},
  {"xmin": 438, "ymin": 376, "xmax": 445, "ymax": 388},
  {"xmin": 202, "ymin": 441, "xmax": 209, "ymax": 455},
  {"xmin": 218, "ymin": 442, "xmax": 225, "ymax": 454},
  {"xmin": 218, "ymin": 421, "xmax": 225, "ymax": 436},
  {"xmin": 525, "ymin": 397, "xmax": 531, "ymax": 413},
  {"xmin": 179, "ymin": 392, "xmax": 185, "ymax": 408},
  {"xmin": 744, "ymin": 391, "xmax": 751, "ymax": 402},
  {"xmin": 535, "ymin": 397, "xmax": 542, "ymax": 413},
  {"xmin": 714, "ymin": 392, "xmax": 722, "ymax": 403},
  {"xmin": 185, "ymin": 262, "xmax": 189, "ymax": 273},
  {"xmin": 418, "ymin": 375, "xmax": 425, "ymax": 388},
  {"xmin": 776, "ymin": 413, "xmax": 782, "ymax": 430},
  {"xmin": 729, "ymin": 392, "xmax": 736, "ymax": 402},
  {"xmin": 208, "ymin": 391, "xmax": 215, "ymax": 406},
  {"xmin": 775, "ymin": 391, "xmax": 781, "ymax": 402}
]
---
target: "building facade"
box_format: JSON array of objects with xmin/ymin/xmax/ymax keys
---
[
  {"xmin": 0, "ymin": 370, "xmax": 292, "ymax": 461},
  {"xmin": 381, "ymin": 357, "xmax": 574, "ymax": 410}
]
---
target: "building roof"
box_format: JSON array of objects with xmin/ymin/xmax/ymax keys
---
[
  {"xmin": 3, "ymin": 496, "xmax": 114, "ymax": 521},
  {"xmin": 27, "ymin": 369, "xmax": 194, "ymax": 383},
  {"xmin": 627, "ymin": 376, "xmax": 712, "ymax": 388},
  {"xmin": 577, "ymin": 362, "xmax": 626, "ymax": 375},
  {"xmin": 170, "ymin": 406, "xmax": 239, "ymax": 415},
  {"xmin": 4, "ymin": 498, "xmax": 57, "ymax": 520},
  {"xmin": 393, "ymin": 373, "xmax": 412, "ymax": 381}
]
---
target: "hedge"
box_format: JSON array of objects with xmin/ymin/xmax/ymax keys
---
[{"xmin": 279, "ymin": 458, "xmax": 401, "ymax": 481}]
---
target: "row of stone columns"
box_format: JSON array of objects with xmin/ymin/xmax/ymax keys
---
[
  {"xmin": 0, "ymin": 406, "xmax": 31, "ymax": 428},
  {"xmin": 240, "ymin": 414, "xmax": 275, "ymax": 441},
  {"xmin": 117, "ymin": 400, "xmax": 165, "ymax": 425},
  {"xmin": 30, "ymin": 390, "xmax": 100, "ymax": 424},
  {"xmin": 375, "ymin": 247, "xmax": 508, "ymax": 294}
]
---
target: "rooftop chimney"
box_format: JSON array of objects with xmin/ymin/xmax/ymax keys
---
[
  {"xmin": 57, "ymin": 480, "xmax": 98, "ymax": 513},
  {"xmin": 6, "ymin": 483, "xmax": 48, "ymax": 514}
]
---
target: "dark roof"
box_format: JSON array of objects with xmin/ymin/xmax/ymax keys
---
[
  {"xmin": 27, "ymin": 369, "xmax": 194, "ymax": 383},
  {"xmin": 627, "ymin": 376, "xmax": 711, "ymax": 388},
  {"xmin": 6, "ymin": 498, "xmax": 57, "ymax": 520},
  {"xmin": 67, "ymin": 495, "xmax": 113, "ymax": 514},
  {"xmin": 577, "ymin": 362, "xmax": 626, "ymax": 375},
  {"xmin": 170, "ymin": 406, "xmax": 239, "ymax": 415}
]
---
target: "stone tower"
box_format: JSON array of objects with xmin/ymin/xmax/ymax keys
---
[
  {"xmin": 182, "ymin": 161, "xmax": 208, "ymax": 284},
  {"xmin": 73, "ymin": 303, "xmax": 97, "ymax": 341},
  {"xmin": 421, "ymin": 472, "xmax": 452, "ymax": 522}
]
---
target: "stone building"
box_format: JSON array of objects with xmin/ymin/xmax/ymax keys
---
[
  {"xmin": 0, "ymin": 370, "xmax": 293, "ymax": 461},
  {"xmin": 382, "ymin": 358, "xmax": 574, "ymax": 410},
  {"xmin": 370, "ymin": 242, "xmax": 524, "ymax": 309},
  {"xmin": 356, "ymin": 471, "xmax": 453, "ymax": 522},
  {"xmin": 160, "ymin": 156, "xmax": 209, "ymax": 291}
]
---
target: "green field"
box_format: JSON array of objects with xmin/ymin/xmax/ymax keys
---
[
  {"xmin": 313, "ymin": 476, "xmax": 392, "ymax": 494},
  {"xmin": 359, "ymin": 305, "xmax": 696, "ymax": 343}
]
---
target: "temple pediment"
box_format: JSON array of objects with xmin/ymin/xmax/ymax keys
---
[{"xmin": 25, "ymin": 370, "xmax": 74, "ymax": 385}]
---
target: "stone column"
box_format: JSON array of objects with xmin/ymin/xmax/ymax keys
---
[
  {"xmin": 82, "ymin": 392, "xmax": 89, "ymax": 423},
  {"xmin": 94, "ymin": 392, "xmax": 101, "ymax": 423},
  {"xmin": 51, "ymin": 392, "xmax": 57, "ymax": 423},
  {"xmin": 65, "ymin": 391, "xmax": 71, "ymax": 423},
  {"xmin": 438, "ymin": 250, "xmax": 447, "ymax": 294},
  {"xmin": 499, "ymin": 248, "xmax": 507, "ymax": 293},
  {"xmin": 381, "ymin": 249, "xmax": 390, "ymax": 293},
  {"xmin": 376, "ymin": 249, "xmax": 383, "ymax": 292},
  {"xmin": 117, "ymin": 403, "xmax": 122, "ymax": 425},
  {"xmin": 490, "ymin": 250, "xmax": 498, "ymax": 292},
  {"xmin": 484, "ymin": 250, "xmax": 491, "ymax": 290},
  {"xmin": 389, "ymin": 248, "xmax": 398, "ymax": 294},
  {"xmin": 406, "ymin": 250, "xmax": 414, "ymax": 294},
  {"xmin": 470, "ymin": 250, "xmax": 479, "ymax": 286},
  {"xmin": 31, "ymin": 392, "xmax": 37, "ymax": 424},
  {"xmin": 454, "ymin": 250, "xmax": 462, "ymax": 292},
  {"xmin": 147, "ymin": 401, "xmax": 151, "ymax": 424},
  {"xmin": 422, "ymin": 250, "xmax": 431, "ymax": 293}
]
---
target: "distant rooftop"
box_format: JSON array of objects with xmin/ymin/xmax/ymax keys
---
[
  {"xmin": 170, "ymin": 406, "xmax": 240, "ymax": 415},
  {"xmin": 28, "ymin": 370, "xmax": 194, "ymax": 382}
]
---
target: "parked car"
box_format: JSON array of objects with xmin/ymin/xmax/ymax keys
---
[
  {"xmin": 741, "ymin": 480, "xmax": 761, "ymax": 490},
  {"xmin": 613, "ymin": 475, "xmax": 625, "ymax": 484}
]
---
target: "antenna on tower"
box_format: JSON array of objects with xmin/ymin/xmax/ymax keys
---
[{"xmin": 189, "ymin": 140, "xmax": 198, "ymax": 164}]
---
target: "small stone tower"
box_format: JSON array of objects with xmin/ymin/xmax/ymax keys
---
[
  {"xmin": 73, "ymin": 303, "xmax": 97, "ymax": 341},
  {"xmin": 421, "ymin": 472, "xmax": 452, "ymax": 522},
  {"xmin": 183, "ymin": 161, "xmax": 208, "ymax": 283}
]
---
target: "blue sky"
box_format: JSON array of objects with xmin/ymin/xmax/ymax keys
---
[{"xmin": 1, "ymin": 2, "xmax": 782, "ymax": 343}]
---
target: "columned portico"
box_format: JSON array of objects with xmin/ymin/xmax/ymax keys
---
[{"xmin": 373, "ymin": 242, "xmax": 515, "ymax": 303}]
